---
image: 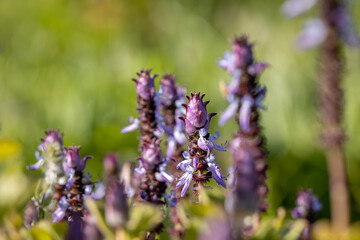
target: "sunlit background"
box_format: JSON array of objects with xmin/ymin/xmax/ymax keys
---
[{"xmin": 0, "ymin": 0, "xmax": 360, "ymax": 223}]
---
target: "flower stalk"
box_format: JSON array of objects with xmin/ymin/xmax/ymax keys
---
[
  {"xmin": 218, "ymin": 36, "xmax": 268, "ymax": 236},
  {"xmin": 319, "ymin": 0, "xmax": 349, "ymax": 232}
]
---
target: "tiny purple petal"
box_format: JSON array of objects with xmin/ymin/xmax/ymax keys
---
[
  {"xmin": 219, "ymin": 101, "xmax": 239, "ymax": 126},
  {"xmin": 180, "ymin": 174, "xmax": 193, "ymax": 197},
  {"xmin": 155, "ymin": 171, "xmax": 174, "ymax": 183},
  {"xmin": 227, "ymin": 70, "xmax": 242, "ymax": 95},
  {"xmin": 52, "ymin": 196, "xmax": 68, "ymax": 223},
  {"xmin": 239, "ymin": 95, "xmax": 254, "ymax": 132},
  {"xmin": 166, "ymin": 138, "xmax": 177, "ymax": 160},
  {"xmin": 282, "ymin": 0, "xmax": 318, "ymax": 18},
  {"xmin": 91, "ymin": 183, "xmax": 106, "ymax": 200},
  {"xmin": 76, "ymin": 156, "xmax": 92, "ymax": 171},
  {"xmin": 197, "ymin": 137, "xmax": 212, "ymax": 152},
  {"xmin": 121, "ymin": 118, "xmax": 139, "ymax": 134},
  {"xmin": 248, "ymin": 62, "xmax": 269, "ymax": 76},
  {"xmin": 209, "ymin": 164, "xmax": 226, "ymax": 188},
  {"xmin": 27, "ymin": 158, "xmax": 44, "ymax": 170},
  {"xmin": 296, "ymin": 18, "xmax": 327, "ymax": 50}
]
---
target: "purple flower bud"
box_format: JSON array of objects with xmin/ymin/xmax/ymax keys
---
[
  {"xmin": 105, "ymin": 182, "xmax": 129, "ymax": 228},
  {"xmin": 133, "ymin": 69, "xmax": 157, "ymax": 100},
  {"xmin": 160, "ymin": 74, "xmax": 178, "ymax": 106},
  {"xmin": 232, "ymin": 36, "xmax": 254, "ymax": 68},
  {"xmin": 64, "ymin": 146, "xmax": 82, "ymax": 168},
  {"xmin": 103, "ymin": 153, "xmax": 119, "ymax": 177},
  {"xmin": 296, "ymin": 18, "xmax": 327, "ymax": 50},
  {"xmin": 282, "ymin": 0, "xmax": 318, "ymax": 18},
  {"xmin": 181, "ymin": 92, "xmax": 209, "ymax": 132},
  {"xmin": 139, "ymin": 139, "xmax": 164, "ymax": 171},
  {"xmin": 42, "ymin": 129, "xmax": 64, "ymax": 146}
]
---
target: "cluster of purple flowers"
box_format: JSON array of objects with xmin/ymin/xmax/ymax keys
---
[
  {"xmin": 27, "ymin": 130, "xmax": 98, "ymax": 224},
  {"xmin": 177, "ymin": 92, "xmax": 226, "ymax": 197},
  {"xmin": 122, "ymin": 70, "xmax": 181, "ymax": 205}
]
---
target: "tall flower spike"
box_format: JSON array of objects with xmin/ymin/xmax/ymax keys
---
[
  {"xmin": 218, "ymin": 36, "xmax": 269, "ymax": 237},
  {"xmin": 124, "ymin": 69, "xmax": 174, "ymax": 208},
  {"xmin": 121, "ymin": 69, "xmax": 158, "ymax": 148},
  {"xmin": 177, "ymin": 92, "xmax": 226, "ymax": 199}
]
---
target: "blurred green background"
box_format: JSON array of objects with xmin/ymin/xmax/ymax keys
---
[{"xmin": 0, "ymin": 0, "xmax": 359, "ymax": 223}]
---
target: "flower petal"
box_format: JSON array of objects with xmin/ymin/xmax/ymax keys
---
[{"xmin": 121, "ymin": 118, "xmax": 139, "ymax": 133}]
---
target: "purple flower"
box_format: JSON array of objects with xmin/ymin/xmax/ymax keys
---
[
  {"xmin": 134, "ymin": 160, "xmax": 146, "ymax": 175},
  {"xmin": 133, "ymin": 69, "xmax": 157, "ymax": 100},
  {"xmin": 197, "ymin": 128, "xmax": 226, "ymax": 153},
  {"xmin": 52, "ymin": 196, "xmax": 69, "ymax": 223},
  {"xmin": 138, "ymin": 139, "xmax": 164, "ymax": 172},
  {"xmin": 239, "ymin": 95, "xmax": 254, "ymax": 132},
  {"xmin": 63, "ymin": 146, "xmax": 92, "ymax": 172},
  {"xmin": 282, "ymin": 0, "xmax": 318, "ymax": 18},
  {"xmin": 155, "ymin": 163, "xmax": 174, "ymax": 183},
  {"xmin": 296, "ymin": 18, "xmax": 327, "ymax": 50},
  {"xmin": 179, "ymin": 92, "xmax": 216, "ymax": 134},
  {"xmin": 176, "ymin": 151, "xmax": 193, "ymax": 170},
  {"xmin": 218, "ymin": 37, "xmax": 254, "ymax": 74},
  {"xmin": 165, "ymin": 190, "xmax": 177, "ymax": 207},
  {"xmin": 121, "ymin": 117, "xmax": 140, "ymax": 134},
  {"xmin": 206, "ymin": 154, "xmax": 226, "ymax": 188},
  {"xmin": 176, "ymin": 164, "xmax": 194, "ymax": 197},
  {"xmin": 292, "ymin": 189, "xmax": 322, "ymax": 219},
  {"xmin": 64, "ymin": 146, "xmax": 81, "ymax": 168},
  {"xmin": 219, "ymin": 100, "xmax": 240, "ymax": 126}
]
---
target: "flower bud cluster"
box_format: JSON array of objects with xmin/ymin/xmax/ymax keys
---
[
  {"xmin": 27, "ymin": 130, "xmax": 97, "ymax": 224},
  {"xmin": 219, "ymin": 36, "xmax": 269, "ymax": 217},
  {"xmin": 122, "ymin": 69, "xmax": 174, "ymax": 205},
  {"xmin": 177, "ymin": 92, "xmax": 226, "ymax": 197}
]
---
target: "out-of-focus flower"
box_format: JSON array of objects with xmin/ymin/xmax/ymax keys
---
[
  {"xmin": 296, "ymin": 18, "xmax": 327, "ymax": 50},
  {"xmin": 282, "ymin": 0, "xmax": 318, "ymax": 18},
  {"xmin": 292, "ymin": 189, "xmax": 322, "ymax": 219}
]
